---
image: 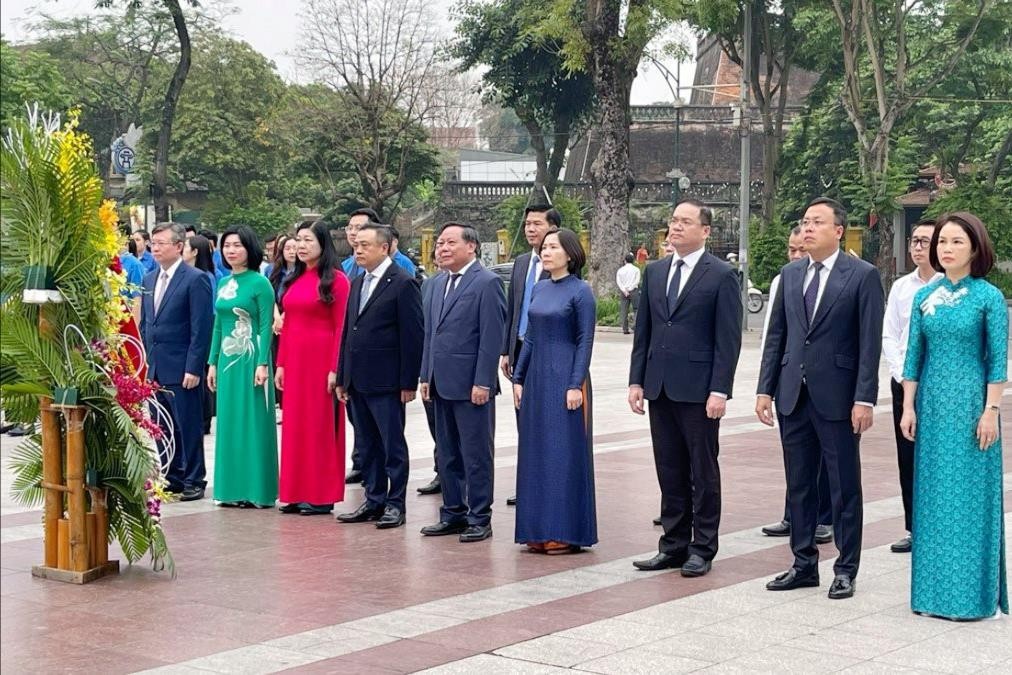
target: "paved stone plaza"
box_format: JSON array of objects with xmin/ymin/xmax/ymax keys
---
[{"xmin": 2, "ymin": 329, "xmax": 1010, "ymax": 674}]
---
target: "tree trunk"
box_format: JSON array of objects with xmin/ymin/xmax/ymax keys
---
[
  {"xmin": 152, "ymin": 0, "xmax": 191, "ymax": 222},
  {"xmin": 988, "ymin": 128, "xmax": 1012, "ymax": 189},
  {"xmin": 545, "ymin": 127, "xmax": 569, "ymax": 197},
  {"xmin": 587, "ymin": 61, "xmax": 634, "ymax": 296}
]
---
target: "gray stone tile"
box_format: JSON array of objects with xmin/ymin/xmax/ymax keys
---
[
  {"xmin": 495, "ymin": 635, "xmax": 620, "ymax": 668},
  {"xmin": 638, "ymin": 630, "xmax": 754, "ymax": 662},
  {"xmin": 785, "ymin": 627, "xmax": 912, "ymax": 660},
  {"xmin": 574, "ymin": 646, "xmax": 712, "ymax": 674},
  {"xmin": 694, "ymin": 645, "xmax": 862, "ymax": 674},
  {"xmin": 974, "ymin": 658, "xmax": 1012, "ymax": 675},
  {"xmin": 417, "ymin": 593, "xmax": 531, "ymax": 620},
  {"xmin": 340, "ymin": 608, "xmax": 467, "ymax": 638},
  {"xmin": 698, "ymin": 614, "xmax": 815, "ymax": 644},
  {"xmin": 555, "ymin": 618, "xmax": 681, "ymax": 648},
  {"xmin": 183, "ymin": 645, "xmax": 318, "ymax": 674},
  {"xmin": 872, "ymin": 624, "xmax": 1012, "ymax": 674},
  {"xmin": 837, "ymin": 661, "xmax": 939, "ymax": 674},
  {"xmin": 834, "ymin": 611, "xmax": 960, "ymax": 644},
  {"xmin": 751, "ymin": 598, "xmax": 867, "ymax": 629},
  {"xmin": 417, "ymin": 653, "xmax": 571, "ymax": 674},
  {"xmin": 615, "ymin": 603, "xmax": 729, "ymax": 629}
]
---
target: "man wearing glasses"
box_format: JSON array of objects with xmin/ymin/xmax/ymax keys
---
[{"xmin": 881, "ymin": 219, "xmax": 942, "ymax": 554}]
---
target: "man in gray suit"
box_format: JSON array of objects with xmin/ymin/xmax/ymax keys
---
[{"xmin": 500, "ymin": 204, "xmax": 558, "ymax": 506}]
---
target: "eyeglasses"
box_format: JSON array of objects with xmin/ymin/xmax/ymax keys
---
[
  {"xmin": 909, "ymin": 238, "xmax": 931, "ymax": 249},
  {"xmin": 150, "ymin": 240, "xmax": 179, "ymax": 248}
]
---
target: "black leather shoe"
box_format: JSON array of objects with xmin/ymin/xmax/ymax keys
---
[
  {"xmin": 766, "ymin": 569, "xmax": 820, "ymax": 591},
  {"xmin": 299, "ymin": 503, "xmax": 333, "ymax": 515},
  {"xmin": 0, "ymin": 422, "xmax": 15, "ymax": 434},
  {"xmin": 761, "ymin": 520, "xmax": 791, "ymax": 537},
  {"xmin": 828, "ymin": 574, "xmax": 856, "ymax": 599},
  {"xmin": 506, "ymin": 495, "xmax": 517, "ymax": 506},
  {"xmin": 279, "ymin": 502, "xmax": 303, "ymax": 514},
  {"xmin": 7, "ymin": 424, "xmax": 32, "ymax": 437},
  {"xmin": 815, "ymin": 524, "xmax": 834, "ymax": 544},
  {"xmin": 337, "ymin": 502, "xmax": 384, "ymax": 523},
  {"xmin": 345, "ymin": 470, "xmax": 363, "ymax": 484},
  {"xmin": 375, "ymin": 506, "xmax": 405, "ymax": 529},
  {"xmin": 180, "ymin": 487, "xmax": 205, "ymax": 502},
  {"xmin": 459, "ymin": 524, "xmax": 492, "ymax": 542},
  {"xmin": 420, "ymin": 520, "xmax": 468, "ymax": 536},
  {"xmin": 680, "ymin": 554, "xmax": 712, "ymax": 577},
  {"xmin": 890, "ymin": 535, "xmax": 912, "ymax": 553},
  {"xmin": 633, "ymin": 552, "xmax": 687, "ymax": 571},
  {"xmin": 416, "ymin": 477, "xmax": 441, "ymax": 495},
  {"xmin": 652, "ymin": 516, "xmax": 662, "ymax": 526}
]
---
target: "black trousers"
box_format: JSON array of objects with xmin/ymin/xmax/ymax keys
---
[
  {"xmin": 431, "ymin": 380, "xmax": 495, "ymax": 526},
  {"xmin": 423, "ymin": 397, "xmax": 438, "ymax": 473},
  {"xmin": 348, "ymin": 389, "xmax": 409, "ymax": 511},
  {"xmin": 619, "ymin": 289, "xmax": 640, "ymax": 333},
  {"xmin": 780, "ymin": 385, "xmax": 863, "ymax": 578},
  {"xmin": 890, "ymin": 378, "xmax": 915, "ymax": 532},
  {"xmin": 781, "ymin": 450, "xmax": 832, "ymax": 526},
  {"xmin": 648, "ymin": 394, "xmax": 721, "ymax": 560}
]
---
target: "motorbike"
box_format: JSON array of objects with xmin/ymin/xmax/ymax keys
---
[{"xmin": 726, "ymin": 253, "xmax": 765, "ymax": 314}]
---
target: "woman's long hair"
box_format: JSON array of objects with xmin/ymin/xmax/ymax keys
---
[
  {"xmin": 290, "ymin": 221, "xmax": 340, "ymax": 304},
  {"xmin": 187, "ymin": 235, "xmax": 216, "ymax": 274},
  {"xmin": 268, "ymin": 234, "xmax": 291, "ymax": 290}
]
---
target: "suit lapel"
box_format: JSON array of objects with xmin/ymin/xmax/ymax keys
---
[
  {"xmin": 651, "ymin": 257, "xmax": 670, "ymax": 319},
  {"xmin": 155, "ymin": 266, "xmax": 184, "ymax": 319},
  {"xmin": 786, "ymin": 264, "xmax": 807, "ymax": 330},
  {"xmin": 432, "ymin": 272, "xmax": 449, "ymax": 326},
  {"xmin": 439, "ymin": 263, "xmax": 480, "ymax": 324},
  {"xmin": 347, "ymin": 274, "xmax": 363, "ymax": 319},
  {"xmin": 670, "ymin": 254, "xmax": 710, "ymax": 317},
  {"xmin": 358, "ymin": 265, "xmax": 397, "ymax": 319},
  {"xmin": 808, "ymin": 253, "xmax": 853, "ymax": 334},
  {"xmin": 513, "ymin": 253, "xmax": 531, "ymax": 310}
]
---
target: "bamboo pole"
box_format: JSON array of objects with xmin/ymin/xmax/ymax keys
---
[
  {"xmin": 89, "ymin": 488, "xmax": 109, "ymax": 566},
  {"xmin": 86, "ymin": 512, "xmax": 97, "ymax": 568},
  {"xmin": 57, "ymin": 519, "xmax": 69, "ymax": 570},
  {"xmin": 65, "ymin": 407, "xmax": 89, "ymax": 572},
  {"xmin": 40, "ymin": 397, "xmax": 63, "ymax": 568}
]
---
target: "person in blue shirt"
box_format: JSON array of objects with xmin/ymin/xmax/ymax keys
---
[
  {"xmin": 388, "ymin": 226, "xmax": 417, "ymax": 277},
  {"xmin": 131, "ymin": 229, "xmax": 158, "ymax": 274},
  {"xmin": 341, "ymin": 208, "xmax": 384, "ymax": 281},
  {"xmin": 120, "ymin": 239, "xmax": 146, "ymax": 322}
]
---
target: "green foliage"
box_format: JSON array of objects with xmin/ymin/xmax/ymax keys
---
[
  {"xmin": 0, "ymin": 39, "xmax": 72, "ymax": 127},
  {"xmin": 595, "ymin": 294, "xmax": 620, "ymax": 327},
  {"xmin": 203, "ymin": 191, "xmax": 301, "ymax": 239},
  {"xmin": 492, "ymin": 193, "xmax": 588, "ymax": 258},
  {"xmin": 749, "ymin": 219, "xmax": 792, "ymax": 293}
]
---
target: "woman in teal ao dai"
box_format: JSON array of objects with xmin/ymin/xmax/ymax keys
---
[{"xmin": 901, "ymin": 212, "xmax": 1007, "ymax": 620}]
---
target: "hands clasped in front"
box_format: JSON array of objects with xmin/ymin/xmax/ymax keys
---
[{"xmin": 514, "ymin": 383, "xmax": 583, "ymax": 411}]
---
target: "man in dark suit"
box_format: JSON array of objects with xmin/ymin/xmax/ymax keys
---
[
  {"xmin": 757, "ymin": 197, "xmax": 884, "ymax": 600},
  {"xmin": 420, "ymin": 222, "xmax": 506, "ymax": 543},
  {"xmin": 499, "ymin": 204, "xmax": 558, "ymax": 505},
  {"xmin": 335, "ymin": 224, "xmax": 424, "ymax": 529},
  {"xmin": 628, "ymin": 199, "xmax": 742, "ymax": 577},
  {"xmin": 140, "ymin": 222, "xmax": 213, "ymax": 501}
]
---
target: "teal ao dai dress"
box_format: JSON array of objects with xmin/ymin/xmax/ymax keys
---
[
  {"xmin": 208, "ymin": 270, "xmax": 279, "ymax": 506},
  {"xmin": 903, "ymin": 275, "xmax": 1008, "ymax": 619}
]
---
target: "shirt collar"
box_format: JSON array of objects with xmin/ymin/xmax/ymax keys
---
[
  {"xmin": 159, "ymin": 257, "xmax": 183, "ymax": 278},
  {"xmin": 672, "ymin": 246, "xmax": 705, "ymax": 270},
  {"xmin": 909, "ymin": 269, "xmax": 943, "ymax": 286},
  {"xmin": 809, "ymin": 248, "xmax": 840, "ymax": 272},
  {"xmin": 366, "ymin": 255, "xmax": 393, "ymax": 279},
  {"xmin": 451, "ymin": 258, "xmax": 477, "ymax": 278}
]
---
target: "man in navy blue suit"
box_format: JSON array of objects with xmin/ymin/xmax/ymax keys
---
[
  {"xmin": 420, "ymin": 222, "xmax": 506, "ymax": 543},
  {"xmin": 140, "ymin": 222, "xmax": 213, "ymax": 501},
  {"xmin": 628, "ymin": 199, "xmax": 743, "ymax": 578},
  {"xmin": 757, "ymin": 197, "xmax": 884, "ymax": 600},
  {"xmin": 335, "ymin": 224, "xmax": 424, "ymax": 530}
]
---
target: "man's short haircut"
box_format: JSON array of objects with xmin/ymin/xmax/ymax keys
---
[
  {"xmin": 184, "ymin": 225, "xmax": 197, "ymax": 235},
  {"xmin": 350, "ymin": 207, "xmax": 380, "ymax": 222},
  {"xmin": 806, "ymin": 197, "xmax": 847, "ymax": 226},
  {"xmin": 524, "ymin": 205, "xmax": 563, "ymax": 228},
  {"xmin": 359, "ymin": 223, "xmax": 392, "ymax": 248},
  {"xmin": 625, "ymin": 252, "xmax": 635, "ymax": 263},
  {"xmin": 790, "ymin": 225, "xmax": 802, "ymax": 236},
  {"xmin": 388, "ymin": 226, "xmax": 400, "ymax": 241},
  {"xmin": 151, "ymin": 222, "xmax": 186, "ymax": 244},
  {"xmin": 199, "ymin": 228, "xmax": 218, "ymax": 243},
  {"xmin": 675, "ymin": 198, "xmax": 712, "ymax": 227},
  {"xmin": 437, "ymin": 221, "xmax": 480, "ymax": 245}
]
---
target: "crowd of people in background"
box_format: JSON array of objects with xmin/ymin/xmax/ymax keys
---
[{"xmin": 70, "ymin": 196, "xmax": 1003, "ymax": 623}]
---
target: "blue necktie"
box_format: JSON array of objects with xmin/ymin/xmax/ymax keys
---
[
  {"xmin": 518, "ymin": 255, "xmax": 539, "ymax": 338},
  {"xmin": 358, "ymin": 273, "xmax": 373, "ymax": 315},
  {"xmin": 804, "ymin": 262, "xmax": 824, "ymax": 325}
]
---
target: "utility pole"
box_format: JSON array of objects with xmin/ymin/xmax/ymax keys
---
[{"xmin": 737, "ymin": 2, "xmax": 752, "ymax": 331}]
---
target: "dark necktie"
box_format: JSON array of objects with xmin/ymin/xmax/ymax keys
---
[
  {"xmin": 804, "ymin": 261, "xmax": 824, "ymax": 324},
  {"xmin": 444, "ymin": 272, "xmax": 462, "ymax": 299},
  {"xmin": 666, "ymin": 260, "xmax": 685, "ymax": 315}
]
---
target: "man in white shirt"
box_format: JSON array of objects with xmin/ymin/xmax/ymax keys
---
[
  {"xmin": 616, "ymin": 252, "xmax": 642, "ymax": 334},
  {"xmin": 758, "ymin": 226, "xmax": 833, "ymax": 545},
  {"xmin": 881, "ymin": 219, "xmax": 942, "ymax": 554}
]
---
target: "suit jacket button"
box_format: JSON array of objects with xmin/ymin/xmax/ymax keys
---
[
  {"xmin": 805, "ymin": 340, "xmax": 810, "ymax": 345},
  {"xmin": 666, "ymin": 321, "xmax": 672, "ymax": 327},
  {"xmin": 800, "ymin": 364, "xmax": 805, "ymax": 369}
]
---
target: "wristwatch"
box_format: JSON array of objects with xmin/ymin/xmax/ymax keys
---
[{"xmin": 987, "ymin": 404, "xmax": 1000, "ymax": 412}]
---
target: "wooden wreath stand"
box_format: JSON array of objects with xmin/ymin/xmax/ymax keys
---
[{"xmin": 30, "ymin": 398, "xmax": 119, "ymax": 584}]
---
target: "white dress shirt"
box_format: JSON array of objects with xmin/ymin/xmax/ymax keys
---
[
  {"xmin": 445, "ymin": 258, "xmax": 477, "ymax": 297},
  {"xmin": 615, "ymin": 263, "xmax": 641, "ymax": 294},
  {"xmin": 526, "ymin": 251, "xmax": 542, "ymax": 290},
  {"xmin": 882, "ymin": 268, "xmax": 942, "ymax": 383},
  {"xmin": 361, "ymin": 255, "xmax": 393, "ymax": 307},
  {"xmin": 154, "ymin": 257, "xmax": 183, "ymax": 312},
  {"xmin": 666, "ymin": 246, "xmax": 706, "ymax": 297},
  {"xmin": 803, "ymin": 248, "xmax": 841, "ymax": 316}
]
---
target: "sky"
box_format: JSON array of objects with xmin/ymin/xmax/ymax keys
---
[{"xmin": 1, "ymin": 0, "xmax": 698, "ymax": 106}]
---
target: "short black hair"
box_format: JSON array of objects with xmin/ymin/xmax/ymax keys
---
[
  {"xmin": 350, "ymin": 207, "xmax": 379, "ymax": 222},
  {"xmin": 910, "ymin": 218, "xmax": 936, "ymax": 237},
  {"xmin": 540, "ymin": 227, "xmax": 586, "ymax": 276},
  {"xmin": 199, "ymin": 228, "xmax": 218, "ymax": 243},
  {"xmin": 388, "ymin": 225, "xmax": 400, "ymax": 241},
  {"xmin": 265, "ymin": 233, "xmax": 278, "ymax": 244},
  {"xmin": 674, "ymin": 199, "xmax": 712, "ymax": 227},
  {"xmin": 524, "ymin": 205, "xmax": 562, "ymax": 228},
  {"xmin": 437, "ymin": 221, "xmax": 480, "ymax": 246},
  {"xmin": 219, "ymin": 225, "xmax": 264, "ymax": 271},
  {"xmin": 806, "ymin": 197, "xmax": 847, "ymax": 226},
  {"xmin": 359, "ymin": 223, "xmax": 392, "ymax": 248},
  {"xmin": 134, "ymin": 229, "xmax": 151, "ymax": 241},
  {"xmin": 151, "ymin": 222, "xmax": 185, "ymax": 244},
  {"xmin": 929, "ymin": 211, "xmax": 996, "ymax": 277},
  {"xmin": 790, "ymin": 225, "xmax": 802, "ymax": 236},
  {"xmin": 184, "ymin": 225, "xmax": 197, "ymax": 234},
  {"xmin": 625, "ymin": 252, "xmax": 635, "ymax": 263}
]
